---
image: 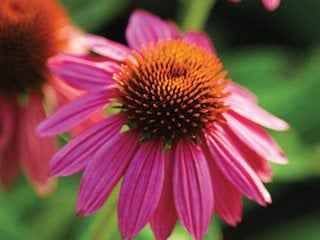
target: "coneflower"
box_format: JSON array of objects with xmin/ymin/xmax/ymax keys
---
[
  {"xmin": 229, "ymin": 0, "xmax": 281, "ymax": 11},
  {"xmin": 38, "ymin": 10, "xmax": 288, "ymax": 239},
  {"xmin": 0, "ymin": 0, "xmax": 91, "ymax": 195}
]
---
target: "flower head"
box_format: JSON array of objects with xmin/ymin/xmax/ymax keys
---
[
  {"xmin": 38, "ymin": 10, "xmax": 288, "ymax": 239},
  {"xmin": 0, "ymin": 0, "xmax": 90, "ymax": 195},
  {"xmin": 228, "ymin": 0, "xmax": 281, "ymax": 11}
]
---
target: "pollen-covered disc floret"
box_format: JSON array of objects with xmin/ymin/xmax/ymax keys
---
[{"xmin": 115, "ymin": 39, "xmax": 231, "ymax": 143}]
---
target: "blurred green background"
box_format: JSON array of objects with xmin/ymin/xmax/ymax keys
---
[{"xmin": 1, "ymin": 0, "xmax": 320, "ymax": 239}]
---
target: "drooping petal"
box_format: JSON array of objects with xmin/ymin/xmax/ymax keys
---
[
  {"xmin": 18, "ymin": 93, "xmax": 56, "ymax": 196},
  {"xmin": 77, "ymin": 130, "xmax": 140, "ymax": 216},
  {"xmin": 0, "ymin": 99, "xmax": 15, "ymax": 155},
  {"xmin": 173, "ymin": 140, "xmax": 214, "ymax": 239},
  {"xmin": 225, "ymin": 89, "xmax": 289, "ymax": 131},
  {"xmin": 82, "ymin": 34, "xmax": 132, "ymax": 61},
  {"xmin": 211, "ymin": 165, "xmax": 243, "ymax": 226},
  {"xmin": 262, "ymin": 0, "xmax": 280, "ymax": 11},
  {"xmin": 205, "ymin": 126, "xmax": 271, "ymax": 206},
  {"xmin": 150, "ymin": 148, "xmax": 177, "ymax": 240},
  {"xmin": 48, "ymin": 54, "xmax": 116, "ymax": 90},
  {"xmin": 225, "ymin": 111, "xmax": 287, "ymax": 164},
  {"xmin": 119, "ymin": 139, "xmax": 165, "ymax": 239},
  {"xmin": 204, "ymin": 145, "xmax": 242, "ymax": 226},
  {"xmin": 125, "ymin": 10, "xmax": 179, "ymax": 51},
  {"xmin": 223, "ymin": 123, "xmax": 272, "ymax": 182},
  {"xmin": 182, "ymin": 31, "xmax": 216, "ymax": 55},
  {"xmin": 0, "ymin": 141, "xmax": 20, "ymax": 189},
  {"xmin": 37, "ymin": 88, "xmax": 112, "ymax": 136},
  {"xmin": 49, "ymin": 114, "xmax": 126, "ymax": 176}
]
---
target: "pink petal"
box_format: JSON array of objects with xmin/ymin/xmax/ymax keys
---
[
  {"xmin": 119, "ymin": 139, "xmax": 165, "ymax": 239},
  {"xmin": 223, "ymin": 124, "xmax": 272, "ymax": 182},
  {"xmin": 37, "ymin": 88, "xmax": 112, "ymax": 136},
  {"xmin": 82, "ymin": 34, "xmax": 132, "ymax": 61},
  {"xmin": 226, "ymin": 82, "xmax": 257, "ymax": 103},
  {"xmin": 150, "ymin": 148, "xmax": 177, "ymax": 240},
  {"xmin": 225, "ymin": 111, "xmax": 287, "ymax": 164},
  {"xmin": 48, "ymin": 54, "xmax": 116, "ymax": 91},
  {"xmin": 18, "ymin": 93, "xmax": 56, "ymax": 195},
  {"xmin": 49, "ymin": 114, "xmax": 125, "ymax": 176},
  {"xmin": 203, "ymin": 144, "xmax": 242, "ymax": 226},
  {"xmin": 125, "ymin": 10, "xmax": 180, "ymax": 51},
  {"xmin": 77, "ymin": 130, "xmax": 140, "ymax": 216},
  {"xmin": 182, "ymin": 31, "xmax": 216, "ymax": 55},
  {"xmin": 205, "ymin": 126, "xmax": 271, "ymax": 206},
  {"xmin": 173, "ymin": 140, "xmax": 214, "ymax": 239},
  {"xmin": 262, "ymin": 0, "xmax": 280, "ymax": 11},
  {"xmin": 225, "ymin": 88, "xmax": 289, "ymax": 131},
  {"xmin": 47, "ymin": 79, "xmax": 104, "ymax": 136},
  {"xmin": 0, "ymin": 97, "xmax": 16, "ymax": 155}
]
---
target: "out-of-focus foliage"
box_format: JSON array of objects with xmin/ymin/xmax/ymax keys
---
[
  {"xmin": 1, "ymin": 0, "xmax": 319, "ymax": 239},
  {"xmin": 61, "ymin": 0, "xmax": 130, "ymax": 32}
]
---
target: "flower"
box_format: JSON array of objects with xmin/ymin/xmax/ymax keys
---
[
  {"xmin": 37, "ymin": 10, "xmax": 288, "ymax": 239},
  {"xmin": 0, "ymin": 0, "xmax": 92, "ymax": 195},
  {"xmin": 228, "ymin": 0, "xmax": 281, "ymax": 11}
]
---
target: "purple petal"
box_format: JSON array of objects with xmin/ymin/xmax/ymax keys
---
[
  {"xmin": 48, "ymin": 54, "xmax": 116, "ymax": 91},
  {"xmin": 76, "ymin": 130, "xmax": 140, "ymax": 216},
  {"xmin": 82, "ymin": 34, "xmax": 132, "ymax": 61},
  {"xmin": 225, "ymin": 111, "xmax": 287, "ymax": 164},
  {"xmin": 37, "ymin": 89, "xmax": 111, "ymax": 136},
  {"xmin": 205, "ymin": 126, "xmax": 271, "ymax": 206},
  {"xmin": 182, "ymin": 31, "xmax": 216, "ymax": 55},
  {"xmin": 125, "ymin": 10, "xmax": 180, "ymax": 51},
  {"xmin": 49, "ymin": 114, "xmax": 126, "ymax": 176},
  {"xmin": 150, "ymin": 148, "xmax": 177, "ymax": 240},
  {"xmin": 119, "ymin": 139, "xmax": 165, "ymax": 239},
  {"xmin": 173, "ymin": 140, "xmax": 214, "ymax": 239},
  {"xmin": 225, "ymin": 90, "xmax": 289, "ymax": 131}
]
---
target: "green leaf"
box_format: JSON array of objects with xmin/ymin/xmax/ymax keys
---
[
  {"xmin": 61, "ymin": 0, "xmax": 130, "ymax": 32},
  {"xmin": 24, "ymin": 177, "xmax": 79, "ymax": 240},
  {"xmin": 177, "ymin": 0, "xmax": 217, "ymax": 31},
  {"xmin": 271, "ymin": 130, "xmax": 320, "ymax": 181},
  {"xmin": 0, "ymin": 194, "xmax": 32, "ymax": 240}
]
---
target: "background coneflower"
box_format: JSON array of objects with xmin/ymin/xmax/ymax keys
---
[
  {"xmin": 228, "ymin": 0, "xmax": 281, "ymax": 11},
  {"xmin": 0, "ymin": 0, "xmax": 93, "ymax": 196}
]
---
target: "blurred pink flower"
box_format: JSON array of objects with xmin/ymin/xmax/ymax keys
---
[
  {"xmin": 38, "ymin": 10, "xmax": 288, "ymax": 239},
  {"xmin": 0, "ymin": 0, "xmax": 94, "ymax": 195},
  {"xmin": 229, "ymin": 0, "xmax": 281, "ymax": 11}
]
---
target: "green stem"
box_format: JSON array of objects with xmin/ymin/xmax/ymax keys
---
[{"xmin": 178, "ymin": 0, "xmax": 217, "ymax": 31}]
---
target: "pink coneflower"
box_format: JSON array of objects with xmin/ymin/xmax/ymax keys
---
[
  {"xmin": 228, "ymin": 0, "xmax": 281, "ymax": 11},
  {"xmin": 38, "ymin": 10, "xmax": 288, "ymax": 239},
  {"xmin": 0, "ymin": 0, "xmax": 91, "ymax": 195}
]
